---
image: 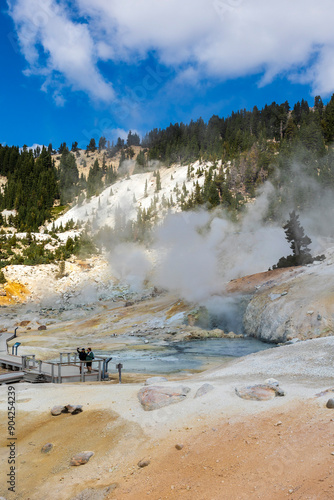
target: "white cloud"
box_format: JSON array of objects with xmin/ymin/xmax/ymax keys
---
[
  {"xmin": 75, "ymin": 0, "xmax": 334, "ymax": 95},
  {"xmin": 7, "ymin": 0, "xmax": 334, "ymax": 104},
  {"xmin": 7, "ymin": 0, "xmax": 114, "ymax": 103}
]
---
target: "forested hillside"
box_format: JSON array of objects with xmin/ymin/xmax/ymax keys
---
[{"xmin": 1, "ymin": 94, "xmax": 334, "ymax": 233}]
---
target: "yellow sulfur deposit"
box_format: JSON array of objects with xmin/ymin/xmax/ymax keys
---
[{"xmin": 0, "ymin": 281, "xmax": 30, "ymax": 305}]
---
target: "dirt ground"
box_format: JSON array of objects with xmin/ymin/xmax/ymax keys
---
[
  {"xmin": 225, "ymin": 267, "xmax": 301, "ymax": 295},
  {"xmin": 110, "ymin": 399, "xmax": 334, "ymax": 500},
  {"xmin": 1, "ymin": 388, "xmax": 334, "ymax": 500}
]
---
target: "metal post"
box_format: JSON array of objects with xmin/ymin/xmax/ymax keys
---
[
  {"xmin": 32, "ymin": 355, "xmax": 36, "ymax": 367},
  {"xmin": 51, "ymin": 363, "xmax": 54, "ymax": 383},
  {"xmin": 98, "ymin": 360, "xmax": 101, "ymax": 381},
  {"xmin": 21, "ymin": 356, "xmax": 26, "ymax": 370},
  {"xmin": 14, "ymin": 327, "xmax": 18, "ymax": 338},
  {"xmin": 103, "ymin": 357, "xmax": 112, "ymax": 380},
  {"xmin": 80, "ymin": 363, "xmax": 84, "ymax": 382},
  {"xmin": 59, "ymin": 353, "xmax": 63, "ymax": 365},
  {"xmin": 38, "ymin": 360, "xmax": 42, "ymax": 373},
  {"xmin": 116, "ymin": 363, "xmax": 123, "ymax": 384},
  {"xmin": 58, "ymin": 363, "xmax": 62, "ymax": 384},
  {"xmin": 67, "ymin": 353, "xmax": 71, "ymax": 364}
]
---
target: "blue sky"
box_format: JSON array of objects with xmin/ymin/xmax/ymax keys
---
[{"xmin": 1, "ymin": 0, "xmax": 334, "ymax": 149}]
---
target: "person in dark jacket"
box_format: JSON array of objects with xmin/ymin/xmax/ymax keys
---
[
  {"xmin": 77, "ymin": 348, "xmax": 86, "ymax": 373},
  {"xmin": 86, "ymin": 347, "xmax": 94, "ymax": 373}
]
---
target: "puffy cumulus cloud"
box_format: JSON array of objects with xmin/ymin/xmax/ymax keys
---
[
  {"xmin": 7, "ymin": 0, "xmax": 114, "ymax": 104},
  {"xmin": 7, "ymin": 0, "xmax": 334, "ymax": 103},
  {"xmin": 75, "ymin": 0, "xmax": 334, "ymax": 94}
]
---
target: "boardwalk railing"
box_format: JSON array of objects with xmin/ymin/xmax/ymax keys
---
[
  {"xmin": 23, "ymin": 352, "xmax": 106, "ymax": 383},
  {"xmin": 0, "ymin": 332, "xmax": 114, "ymax": 384}
]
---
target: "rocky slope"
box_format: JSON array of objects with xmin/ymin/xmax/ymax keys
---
[{"xmin": 241, "ymin": 248, "xmax": 334, "ymax": 343}]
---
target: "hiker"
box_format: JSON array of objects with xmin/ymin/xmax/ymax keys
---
[
  {"xmin": 76, "ymin": 347, "xmax": 86, "ymax": 373},
  {"xmin": 86, "ymin": 347, "xmax": 94, "ymax": 373}
]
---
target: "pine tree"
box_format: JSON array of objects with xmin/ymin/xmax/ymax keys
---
[
  {"xmin": 274, "ymin": 211, "xmax": 313, "ymax": 268},
  {"xmin": 283, "ymin": 211, "xmax": 312, "ymax": 259},
  {"xmin": 155, "ymin": 171, "xmax": 161, "ymax": 192},
  {"xmin": 86, "ymin": 138, "xmax": 97, "ymax": 153}
]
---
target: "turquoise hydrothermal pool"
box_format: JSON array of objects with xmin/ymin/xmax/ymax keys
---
[{"xmin": 98, "ymin": 338, "xmax": 274, "ymax": 374}]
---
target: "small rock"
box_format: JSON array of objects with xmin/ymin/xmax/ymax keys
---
[
  {"xmin": 38, "ymin": 325, "xmax": 47, "ymax": 330},
  {"xmin": 280, "ymin": 291, "xmax": 288, "ymax": 296},
  {"xmin": 138, "ymin": 459, "xmax": 150, "ymax": 468},
  {"xmin": 175, "ymin": 444, "xmax": 184, "ymax": 450},
  {"xmin": 194, "ymin": 383, "xmax": 214, "ymax": 398},
  {"xmin": 51, "ymin": 405, "xmax": 65, "ymax": 416},
  {"xmin": 317, "ymin": 314, "xmax": 322, "ymax": 321},
  {"xmin": 307, "ymin": 310, "xmax": 314, "ymax": 315},
  {"xmin": 70, "ymin": 451, "xmax": 94, "ymax": 466},
  {"xmin": 41, "ymin": 443, "xmax": 53, "ymax": 453},
  {"xmin": 274, "ymin": 421, "xmax": 282, "ymax": 426},
  {"xmin": 326, "ymin": 398, "xmax": 334, "ymax": 409},
  {"xmin": 65, "ymin": 404, "xmax": 83, "ymax": 414}
]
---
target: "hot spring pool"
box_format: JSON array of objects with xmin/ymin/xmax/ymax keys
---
[{"xmin": 97, "ymin": 337, "xmax": 274, "ymax": 374}]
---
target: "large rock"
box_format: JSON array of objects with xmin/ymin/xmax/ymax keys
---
[
  {"xmin": 243, "ymin": 264, "xmax": 334, "ymax": 343},
  {"xmin": 138, "ymin": 385, "xmax": 191, "ymax": 411},
  {"xmin": 235, "ymin": 383, "xmax": 285, "ymax": 401}
]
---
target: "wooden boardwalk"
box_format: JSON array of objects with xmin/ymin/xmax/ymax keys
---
[
  {"xmin": 0, "ymin": 331, "xmax": 110, "ymax": 384},
  {"xmin": 0, "ymin": 371, "xmax": 25, "ymax": 385}
]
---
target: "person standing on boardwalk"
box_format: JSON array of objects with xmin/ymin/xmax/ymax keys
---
[
  {"xmin": 86, "ymin": 347, "xmax": 94, "ymax": 373},
  {"xmin": 77, "ymin": 348, "xmax": 86, "ymax": 373}
]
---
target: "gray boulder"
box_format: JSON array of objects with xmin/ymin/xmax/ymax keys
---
[{"xmin": 326, "ymin": 398, "xmax": 334, "ymax": 408}]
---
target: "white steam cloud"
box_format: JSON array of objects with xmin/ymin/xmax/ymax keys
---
[
  {"xmin": 152, "ymin": 183, "xmax": 290, "ymax": 303},
  {"xmin": 108, "ymin": 242, "xmax": 151, "ymax": 292}
]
